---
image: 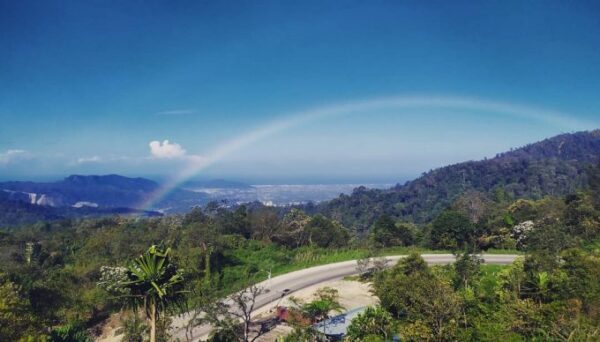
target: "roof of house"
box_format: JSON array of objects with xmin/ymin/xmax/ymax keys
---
[{"xmin": 313, "ymin": 306, "xmax": 367, "ymax": 337}]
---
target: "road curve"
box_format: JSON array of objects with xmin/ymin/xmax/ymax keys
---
[{"xmin": 170, "ymin": 253, "xmax": 519, "ymax": 341}]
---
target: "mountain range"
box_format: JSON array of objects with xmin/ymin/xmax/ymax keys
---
[
  {"xmin": 0, "ymin": 130, "xmax": 598, "ymax": 228},
  {"xmin": 313, "ymin": 129, "xmax": 600, "ymax": 230},
  {"xmin": 0, "ymin": 174, "xmax": 159, "ymax": 208},
  {"xmin": 0, "ymin": 174, "xmax": 260, "ymax": 226}
]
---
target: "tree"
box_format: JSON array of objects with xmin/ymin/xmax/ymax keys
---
[
  {"xmin": 588, "ymin": 160, "xmax": 600, "ymax": 209},
  {"xmin": 430, "ymin": 210, "xmax": 475, "ymax": 250},
  {"xmin": 371, "ymin": 256, "xmax": 390, "ymax": 274},
  {"xmin": 498, "ymin": 258, "xmax": 526, "ymax": 298},
  {"xmin": 356, "ymin": 254, "xmax": 372, "ymax": 278},
  {"xmin": 564, "ymin": 192, "xmax": 600, "ymax": 241},
  {"xmin": 452, "ymin": 190, "xmax": 492, "ymax": 224},
  {"xmin": 346, "ymin": 306, "xmax": 395, "ymax": 341},
  {"xmin": 282, "ymin": 327, "xmax": 322, "ymax": 341},
  {"xmin": 374, "ymin": 254, "xmax": 434, "ymax": 319},
  {"xmin": 250, "ymin": 208, "xmax": 280, "ymax": 242},
  {"xmin": 100, "ymin": 245, "xmax": 186, "ymax": 342},
  {"xmin": 218, "ymin": 206, "xmax": 252, "ymax": 238},
  {"xmin": 49, "ymin": 322, "xmax": 91, "ymax": 342},
  {"xmin": 0, "ymin": 277, "xmax": 36, "ymax": 340},
  {"xmin": 205, "ymin": 283, "xmax": 267, "ymax": 342},
  {"xmin": 370, "ymin": 215, "xmax": 415, "ymax": 247},
  {"xmin": 289, "ymin": 287, "xmax": 344, "ymax": 323},
  {"xmin": 374, "ymin": 254, "xmax": 462, "ymax": 341},
  {"xmin": 453, "ymin": 252, "xmax": 482, "ymax": 289},
  {"xmin": 558, "ymin": 248, "xmax": 600, "ymax": 316},
  {"xmin": 275, "ymin": 209, "xmax": 311, "ymax": 247},
  {"xmin": 226, "ymin": 283, "xmax": 265, "ymax": 342},
  {"xmin": 304, "ymin": 215, "xmax": 349, "ymax": 248}
]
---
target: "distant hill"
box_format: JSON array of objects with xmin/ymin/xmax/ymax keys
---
[
  {"xmin": 0, "ymin": 175, "xmax": 257, "ymax": 225},
  {"xmin": 314, "ymin": 130, "xmax": 600, "ymax": 231},
  {"xmin": 0, "ymin": 174, "xmax": 209, "ymax": 225},
  {"xmin": 0, "ymin": 196, "xmax": 161, "ymax": 228},
  {"xmin": 0, "ymin": 174, "xmax": 160, "ymax": 208}
]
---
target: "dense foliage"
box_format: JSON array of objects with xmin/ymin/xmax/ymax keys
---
[
  {"xmin": 0, "ymin": 204, "xmax": 362, "ymax": 340},
  {"xmin": 1, "ymin": 172, "xmax": 597, "ymax": 340},
  {"xmin": 361, "ymin": 246, "xmax": 600, "ymax": 341},
  {"xmin": 315, "ymin": 130, "xmax": 600, "ymax": 231}
]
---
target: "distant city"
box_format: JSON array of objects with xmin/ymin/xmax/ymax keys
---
[{"xmin": 184, "ymin": 183, "xmax": 394, "ymax": 207}]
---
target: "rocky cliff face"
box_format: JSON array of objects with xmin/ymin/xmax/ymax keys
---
[{"xmin": 1, "ymin": 189, "xmax": 63, "ymax": 206}]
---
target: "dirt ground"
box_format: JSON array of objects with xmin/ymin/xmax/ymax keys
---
[
  {"xmin": 96, "ymin": 312, "xmax": 124, "ymax": 342},
  {"xmin": 96, "ymin": 278, "xmax": 377, "ymax": 342},
  {"xmin": 253, "ymin": 278, "xmax": 378, "ymax": 341}
]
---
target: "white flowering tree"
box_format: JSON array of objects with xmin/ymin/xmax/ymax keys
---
[
  {"xmin": 512, "ymin": 220, "xmax": 535, "ymax": 249},
  {"xmin": 98, "ymin": 245, "xmax": 186, "ymax": 342}
]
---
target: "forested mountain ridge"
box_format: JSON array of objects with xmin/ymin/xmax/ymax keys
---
[
  {"xmin": 0, "ymin": 174, "xmax": 159, "ymax": 208},
  {"xmin": 0, "ymin": 196, "xmax": 162, "ymax": 227},
  {"xmin": 0, "ymin": 175, "xmax": 168, "ymax": 226},
  {"xmin": 0, "ymin": 174, "xmax": 211, "ymax": 221},
  {"xmin": 316, "ymin": 130, "xmax": 600, "ymax": 230}
]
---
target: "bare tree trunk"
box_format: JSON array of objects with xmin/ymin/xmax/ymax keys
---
[
  {"xmin": 244, "ymin": 319, "xmax": 250, "ymax": 342},
  {"xmin": 150, "ymin": 302, "xmax": 156, "ymax": 342},
  {"xmin": 204, "ymin": 246, "xmax": 212, "ymax": 284},
  {"xmin": 226, "ymin": 283, "xmax": 264, "ymax": 342}
]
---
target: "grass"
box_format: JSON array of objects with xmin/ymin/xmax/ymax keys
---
[
  {"xmin": 583, "ymin": 239, "xmax": 600, "ymax": 252},
  {"xmin": 480, "ymin": 263, "xmax": 506, "ymax": 275},
  {"xmin": 269, "ymin": 245, "xmax": 457, "ymax": 276},
  {"xmin": 217, "ymin": 242, "xmax": 519, "ymax": 294},
  {"xmin": 484, "ymin": 248, "xmax": 522, "ymax": 255}
]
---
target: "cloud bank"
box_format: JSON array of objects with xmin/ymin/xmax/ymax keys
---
[
  {"xmin": 76, "ymin": 155, "xmax": 102, "ymax": 164},
  {"xmin": 0, "ymin": 149, "xmax": 28, "ymax": 165}
]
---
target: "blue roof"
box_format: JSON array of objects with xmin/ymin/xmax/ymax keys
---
[{"xmin": 313, "ymin": 306, "xmax": 367, "ymax": 337}]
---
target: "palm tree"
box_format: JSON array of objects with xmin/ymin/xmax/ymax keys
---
[
  {"xmin": 290, "ymin": 287, "xmax": 345, "ymax": 323},
  {"xmin": 123, "ymin": 245, "xmax": 186, "ymax": 342}
]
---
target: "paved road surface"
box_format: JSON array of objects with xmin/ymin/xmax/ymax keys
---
[{"xmin": 169, "ymin": 253, "xmax": 518, "ymax": 341}]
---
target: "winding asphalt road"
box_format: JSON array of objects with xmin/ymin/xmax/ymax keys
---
[{"xmin": 169, "ymin": 253, "xmax": 519, "ymax": 341}]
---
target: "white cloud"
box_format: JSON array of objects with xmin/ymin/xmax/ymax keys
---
[
  {"xmin": 0, "ymin": 149, "xmax": 28, "ymax": 165},
  {"xmin": 73, "ymin": 155, "xmax": 132, "ymax": 165},
  {"xmin": 149, "ymin": 140, "xmax": 187, "ymax": 159},
  {"xmin": 76, "ymin": 155, "xmax": 102, "ymax": 164},
  {"xmin": 156, "ymin": 109, "xmax": 195, "ymax": 116}
]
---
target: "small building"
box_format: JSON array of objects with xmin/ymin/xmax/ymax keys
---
[
  {"xmin": 312, "ymin": 306, "xmax": 367, "ymax": 340},
  {"xmin": 276, "ymin": 306, "xmax": 290, "ymax": 321},
  {"xmin": 276, "ymin": 306, "xmax": 311, "ymax": 326}
]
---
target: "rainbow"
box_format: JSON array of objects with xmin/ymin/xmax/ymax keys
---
[{"xmin": 139, "ymin": 95, "xmax": 595, "ymax": 211}]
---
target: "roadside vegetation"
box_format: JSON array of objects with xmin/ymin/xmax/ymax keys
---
[
  {"xmin": 0, "ymin": 163, "xmax": 598, "ymax": 341},
  {"xmin": 336, "ymin": 248, "xmax": 600, "ymax": 341}
]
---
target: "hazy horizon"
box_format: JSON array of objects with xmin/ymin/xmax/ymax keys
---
[
  {"xmin": 2, "ymin": 1, "xmax": 599, "ymax": 183},
  {"xmin": 0, "ymin": 172, "xmax": 405, "ymax": 187}
]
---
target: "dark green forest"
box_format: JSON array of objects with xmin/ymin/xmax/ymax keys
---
[{"xmin": 314, "ymin": 130, "xmax": 600, "ymax": 231}]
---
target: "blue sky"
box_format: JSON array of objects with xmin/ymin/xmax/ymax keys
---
[{"xmin": 1, "ymin": 1, "xmax": 599, "ymax": 183}]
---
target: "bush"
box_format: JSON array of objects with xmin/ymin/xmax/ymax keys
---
[{"xmin": 346, "ymin": 306, "xmax": 395, "ymax": 341}]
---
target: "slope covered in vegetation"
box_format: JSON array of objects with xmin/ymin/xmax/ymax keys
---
[
  {"xmin": 0, "ymin": 166, "xmax": 598, "ymax": 340},
  {"xmin": 316, "ymin": 130, "xmax": 600, "ymax": 231},
  {"xmin": 0, "ymin": 132, "xmax": 598, "ymax": 341}
]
